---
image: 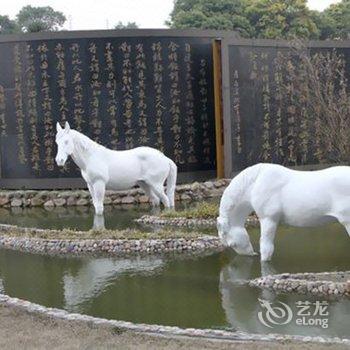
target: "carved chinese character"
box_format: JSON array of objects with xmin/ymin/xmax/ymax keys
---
[
  {"xmin": 14, "ymin": 44, "xmax": 27, "ymax": 165},
  {"xmin": 151, "ymin": 42, "xmax": 164, "ymax": 151},
  {"xmin": 26, "ymin": 45, "xmax": 40, "ymax": 172},
  {"xmin": 37, "ymin": 42, "xmax": 54, "ymax": 171},
  {"xmin": 0, "ymin": 85, "xmax": 6, "ymax": 137},
  {"xmin": 168, "ymin": 41, "xmax": 184, "ymax": 164}
]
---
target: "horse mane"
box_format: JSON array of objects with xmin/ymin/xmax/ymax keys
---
[{"xmin": 71, "ymin": 130, "xmax": 106, "ymax": 154}]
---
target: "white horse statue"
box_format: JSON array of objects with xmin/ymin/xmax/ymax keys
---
[
  {"xmin": 55, "ymin": 122, "xmax": 177, "ymax": 215},
  {"xmin": 217, "ymin": 163, "xmax": 350, "ymax": 261}
]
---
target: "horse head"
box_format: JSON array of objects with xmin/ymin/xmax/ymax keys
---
[
  {"xmin": 217, "ymin": 216, "xmax": 256, "ymax": 256},
  {"xmin": 55, "ymin": 121, "xmax": 74, "ymax": 167}
]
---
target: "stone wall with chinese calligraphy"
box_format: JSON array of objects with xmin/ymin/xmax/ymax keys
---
[
  {"xmin": 226, "ymin": 42, "xmax": 350, "ymax": 172},
  {"xmin": 0, "ymin": 34, "xmax": 216, "ymax": 181}
]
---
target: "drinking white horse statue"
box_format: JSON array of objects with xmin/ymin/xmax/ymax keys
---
[
  {"xmin": 55, "ymin": 122, "xmax": 177, "ymax": 215},
  {"xmin": 217, "ymin": 163, "xmax": 350, "ymax": 261}
]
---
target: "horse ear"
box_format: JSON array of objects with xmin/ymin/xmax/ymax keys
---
[
  {"xmin": 56, "ymin": 122, "xmax": 62, "ymax": 132},
  {"xmin": 65, "ymin": 121, "xmax": 71, "ymax": 132}
]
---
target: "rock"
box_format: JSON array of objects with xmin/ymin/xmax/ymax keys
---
[
  {"xmin": 204, "ymin": 181, "xmax": 214, "ymax": 189},
  {"xmin": 77, "ymin": 191, "xmax": 90, "ymax": 199},
  {"xmin": 23, "ymin": 190, "xmax": 36, "ymax": 199},
  {"xmin": 48, "ymin": 191, "xmax": 59, "ymax": 199},
  {"xmin": 53, "ymin": 198, "xmax": 66, "ymax": 207},
  {"xmin": 44, "ymin": 200, "xmax": 55, "ymax": 207},
  {"xmin": 191, "ymin": 182, "xmax": 200, "ymax": 191},
  {"xmin": 30, "ymin": 197, "xmax": 44, "ymax": 207},
  {"xmin": 76, "ymin": 198, "xmax": 89, "ymax": 206},
  {"xmin": 22, "ymin": 199, "xmax": 31, "ymax": 207},
  {"xmin": 177, "ymin": 184, "xmax": 190, "ymax": 192},
  {"xmin": 11, "ymin": 198, "xmax": 22, "ymax": 207},
  {"xmin": 181, "ymin": 194, "xmax": 191, "ymax": 201},
  {"xmin": 37, "ymin": 191, "xmax": 49, "ymax": 200},
  {"xmin": 346, "ymin": 280, "xmax": 350, "ymax": 293},
  {"xmin": 104, "ymin": 197, "xmax": 112, "ymax": 205},
  {"xmin": 214, "ymin": 181, "xmax": 222, "ymax": 188},
  {"xmin": 60, "ymin": 191, "xmax": 74, "ymax": 198},
  {"xmin": 113, "ymin": 198, "xmax": 122, "ymax": 205},
  {"xmin": 122, "ymin": 196, "xmax": 135, "ymax": 204},
  {"xmin": 66, "ymin": 196, "xmax": 77, "ymax": 206},
  {"xmin": 13, "ymin": 191, "xmax": 24, "ymax": 199},
  {"xmin": 138, "ymin": 195, "xmax": 149, "ymax": 203},
  {"xmin": 0, "ymin": 196, "xmax": 10, "ymax": 206}
]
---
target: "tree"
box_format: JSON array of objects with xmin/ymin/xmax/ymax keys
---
[
  {"xmin": 318, "ymin": 0, "xmax": 350, "ymax": 39},
  {"xmin": 245, "ymin": 0, "xmax": 319, "ymax": 39},
  {"xmin": 168, "ymin": 0, "xmax": 319, "ymax": 39},
  {"xmin": 114, "ymin": 21, "xmax": 139, "ymax": 29},
  {"xmin": 0, "ymin": 15, "xmax": 19, "ymax": 34},
  {"xmin": 167, "ymin": 0, "xmax": 254, "ymax": 37},
  {"xmin": 309, "ymin": 10, "xmax": 336, "ymax": 40},
  {"xmin": 16, "ymin": 6, "xmax": 66, "ymax": 33}
]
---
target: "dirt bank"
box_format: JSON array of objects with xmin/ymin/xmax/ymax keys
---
[{"xmin": 0, "ymin": 304, "xmax": 347, "ymax": 350}]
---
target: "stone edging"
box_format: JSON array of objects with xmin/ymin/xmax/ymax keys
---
[
  {"xmin": 249, "ymin": 272, "xmax": 350, "ymax": 297},
  {"xmin": 0, "ymin": 293, "xmax": 349, "ymax": 345},
  {"xmin": 0, "ymin": 224, "xmax": 223, "ymax": 256},
  {"xmin": 0, "ymin": 179, "xmax": 230, "ymax": 208},
  {"xmin": 135, "ymin": 215, "xmax": 259, "ymax": 228}
]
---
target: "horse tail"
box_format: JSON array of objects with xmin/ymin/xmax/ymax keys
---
[
  {"xmin": 166, "ymin": 159, "xmax": 177, "ymax": 208},
  {"xmin": 219, "ymin": 163, "xmax": 263, "ymax": 218}
]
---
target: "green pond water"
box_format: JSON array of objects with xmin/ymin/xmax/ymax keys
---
[
  {"xmin": 0, "ymin": 202, "xmax": 209, "ymax": 231},
  {"xmin": 0, "ymin": 205, "xmax": 151, "ymax": 231},
  {"xmin": 0, "ymin": 207, "xmax": 349, "ymax": 338}
]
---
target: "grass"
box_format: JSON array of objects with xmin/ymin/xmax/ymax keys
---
[
  {"xmin": 161, "ymin": 202, "xmax": 219, "ymax": 220},
  {"xmin": 0, "ymin": 226, "xmax": 206, "ymax": 240}
]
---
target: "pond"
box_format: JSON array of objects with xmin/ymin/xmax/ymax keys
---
[
  {"xmin": 0, "ymin": 222, "xmax": 349, "ymax": 338},
  {"xmin": 0, "ymin": 202, "xmax": 211, "ymax": 232}
]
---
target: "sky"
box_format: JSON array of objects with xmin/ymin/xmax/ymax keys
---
[{"xmin": 2, "ymin": 0, "xmax": 342, "ymax": 30}]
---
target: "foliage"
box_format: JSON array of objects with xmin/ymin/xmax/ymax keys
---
[
  {"xmin": 168, "ymin": 0, "xmax": 350, "ymax": 40},
  {"xmin": 16, "ymin": 5, "xmax": 66, "ymax": 33},
  {"xmin": 244, "ymin": 0, "xmax": 319, "ymax": 39},
  {"xmin": 318, "ymin": 0, "xmax": 350, "ymax": 39},
  {"xmin": 167, "ymin": 0, "xmax": 254, "ymax": 37},
  {"xmin": 114, "ymin": 21, "xmax": 139, "ymax": 29},
  {"xmin": 244, "ymin": 41, "xmax": 350, "ymax": 165},
  {"xmin": 0, "ymin": 15, "xmax": 19, "ymax": 34},
  {"xmin": 161, "ymin": 202, "xmax": 219, "ymax": 219},
  {"xmin": 291, "ymin": 43, "xmax": 350, "ymax": 163}
]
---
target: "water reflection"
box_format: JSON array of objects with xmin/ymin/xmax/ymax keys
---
[
  {"xmin": 219, "ymin": 253, "xmax": 350, "ymax": 337},
  {"xmin": 0, "ymin": 201, "xmax": 207, "ymax": 232},
  {"xmin": 63, "ymin": 257, "xmax": 164, "ymax": 312},
  {"xmin": 0, "ymin": 206, "xmax": 150, "ymax": 231},
  {"xmin": 0, "ymin": 221, "xmax": 349, "ymax": 337}
]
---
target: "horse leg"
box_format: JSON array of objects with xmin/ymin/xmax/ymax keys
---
[
  {"xmin": 259, "ymin": 218, "xmax": 278, "ymax": 262},
  {"xmin": 146, "ymin": 182, "xmax": 170, "ymax": 208},
  {"xmin": 93, "ymin": 213, "xmax": 105, "ymax": 230},
  {"xmin": 333, "ymin": 212, "xmax": 350, "ymax": 237},
  {"xmin": 138, "ymin": 181, "xmax": 160, "ymax": 207},
  {"xmin": 338, "ymin": 220, "xmax": 350, "ymax": 237},
  {"xmin": 92, "ymin": 180, "xmax": 105, "ymax": 215},
  {"xmin": 87, "ymin": 182, "xmax": 95, "ymax": 204}
]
